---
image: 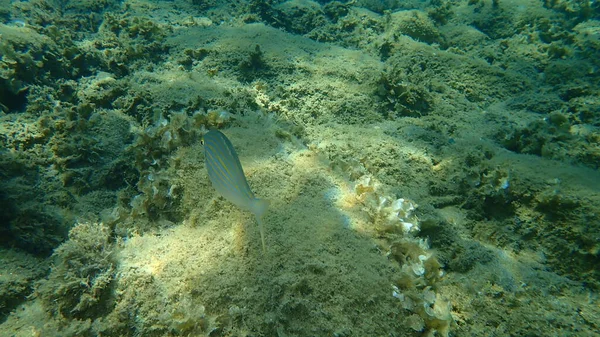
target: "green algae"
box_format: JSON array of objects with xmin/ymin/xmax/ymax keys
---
[{"xmin": 0, "ymin": 0, "xmax": 599, "ymax": 336}]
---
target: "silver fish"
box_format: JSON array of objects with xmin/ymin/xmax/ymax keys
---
[{"xmin": 203, "ymin": 129, "xmax": 269, "ymax": 251}]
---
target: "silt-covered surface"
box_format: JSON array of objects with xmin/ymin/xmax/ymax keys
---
[{"xmin": 0, "ymin": 0, "xmax": 599, "ymax": 336}]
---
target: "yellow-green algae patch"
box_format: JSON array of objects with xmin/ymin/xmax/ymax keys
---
[{"xmin": 1, "ymin": 0, "xmax": 600, "ymax": 335}]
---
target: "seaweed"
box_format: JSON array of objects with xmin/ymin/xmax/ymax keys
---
[{"xmin": 37, "ymin": 222, "xmax": 116, "ymax": 320}]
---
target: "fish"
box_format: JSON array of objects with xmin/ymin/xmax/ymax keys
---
[{"xmin": 203, "ymin": 129, "xmax": 269, "ymax": 251}]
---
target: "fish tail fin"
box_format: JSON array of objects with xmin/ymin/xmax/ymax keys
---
[
  {"xmin": 251, "ymin": 198, "xmax": 270, "ymax": 252},
  {"xmin": 257, "ymin": 216, "xmax": 266, "ymax": 253}
]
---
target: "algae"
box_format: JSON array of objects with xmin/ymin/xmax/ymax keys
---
[{"xmin": 1, "ymin": 0, "xmax": 599, "ymax": 336}]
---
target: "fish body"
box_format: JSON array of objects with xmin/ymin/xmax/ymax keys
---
[{"xmin": 203, "ymin": 130, "xmax": 269, "ymax": 251}]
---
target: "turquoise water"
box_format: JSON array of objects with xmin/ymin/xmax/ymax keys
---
[{"xmin": 0, "ymin": 0, "xmax": 599, "ymax": 336}]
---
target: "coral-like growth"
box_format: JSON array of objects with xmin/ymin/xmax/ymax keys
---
[
  {"xmin": 391, "ymin": 239, "xmax": 450, "ymax": 337},
  {"xmin": 354, "ymin": 175, "xmax": 419, "ymax": 236},
  {"xmin": 37, "ymin": 222, "xmax": 116, "ymax": 319},
  {"xmin": 351, "ymin": 174, "xmax": 452, "ymax": 336},
  {"xmin": 119, "ymin": 108, "xmax": 232, "ymax": 228}
]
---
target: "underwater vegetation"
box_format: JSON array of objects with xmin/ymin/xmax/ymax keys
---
[{"xmin": 0, "ymin": 0, "xmax": 599, "ymax": 336}]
